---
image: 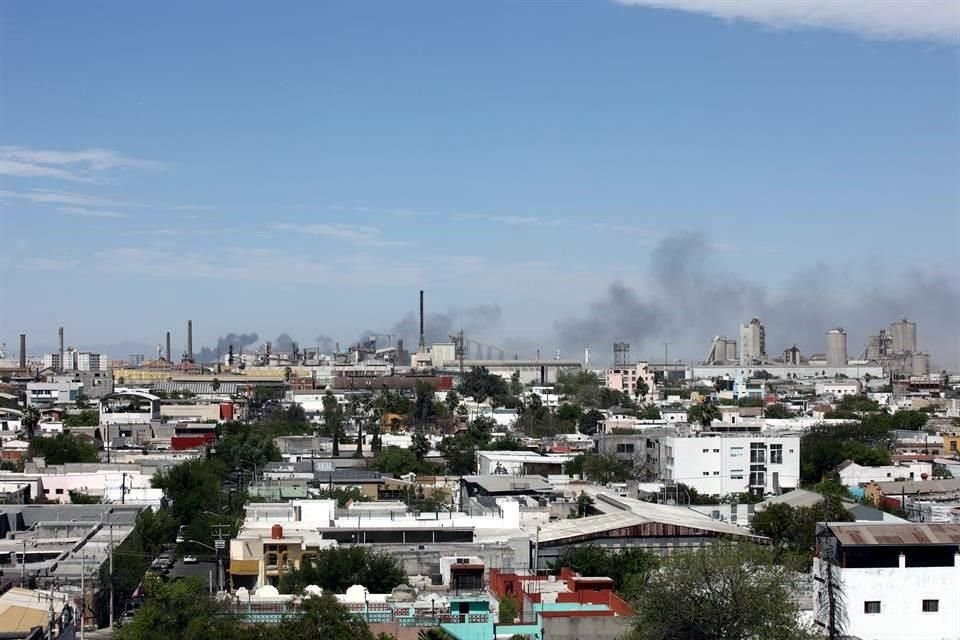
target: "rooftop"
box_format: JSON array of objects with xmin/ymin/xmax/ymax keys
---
[{"xmin": 825, "ymin": 522, "xmax": 960, "ymax": 547}]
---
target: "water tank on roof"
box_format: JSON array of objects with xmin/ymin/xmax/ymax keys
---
[{"xmin": 271, "ymin": 524, "xmax": 283, "ymax": 540}]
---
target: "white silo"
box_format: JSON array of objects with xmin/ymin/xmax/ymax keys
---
[
  {"xmin": 891, "ymin": 318, "xmax": 917, "ymax": 354},
  {"xmin": 911, "ymin": 352, "xmax": 930, "ymax": 376},
  {"xmin": 826, "ymin": 328, "xmax": 848, "ymax": 367}
]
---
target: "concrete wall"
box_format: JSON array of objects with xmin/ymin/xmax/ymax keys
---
[{"xmin": 543, "ymin": 615, "xmax": 634, "ymax": 640}]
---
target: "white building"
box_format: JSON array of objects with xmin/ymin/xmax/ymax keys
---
[
  {"xmin": 605, "ymin": 362, "xmax": 656, "ymax": 400},
  {"xmin": 476, "ymin": 450, "xmax": 573, "ymax": 477},
  {"xmin": 42, "ymin": 350, "xmax": 109, "ymax": 372},
  {"xmin": 815, "ymin": 379, "xmax": 863, "ymax": 398},
  {"xmin": 661, "ymin": 433, "xmax": 801, "ymax": 496},
  {"xmin": 837, "ymin": 460, "xmax": 933, "ymax": 487},
  {"xmin": 813, "ymin": 522, "xmax": 960, "ymax": 640}
]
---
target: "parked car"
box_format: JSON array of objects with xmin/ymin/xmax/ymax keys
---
[{"xmin": 183, "ymin": 555, "xmax": 198, "ymax": 564}]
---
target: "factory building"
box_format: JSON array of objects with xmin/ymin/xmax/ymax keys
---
[{"xmin": 739, "ymin": 318, "xmax": 766, "ymax": 365}]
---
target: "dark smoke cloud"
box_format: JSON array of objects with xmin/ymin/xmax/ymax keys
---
[
  {"xmin": 273, "ymin": 333, "xmax": 297, "ymax": 354},
  {"xmin": 555, "ymin": 232, "xmax": 960, "ymax": 368},
  {"xmin": 384, "ymin": 304, "xmax": 503, "ymax": 348},
  {"xmin": 198, "ymin": 332, "xmax": 258, "ymax": 363},
  {"xmin": 314, "ymin": 335, "xmax": 336, "ymax": 354}
]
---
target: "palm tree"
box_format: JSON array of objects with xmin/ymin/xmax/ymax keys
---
[
  {"xmin": 322, "ymin": 391, "xmax": 343, "ymax": 457},
  {"xmin": 22, "ymin": 405, "xmax": 41, "ymax": 440},
  {"xmin": 418, "ymin": 629, "xmax": 455, "ymax": 640}
]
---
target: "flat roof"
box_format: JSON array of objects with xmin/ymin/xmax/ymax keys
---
[
  {"xmin": 462, "ymin": 476, "xmax": 553, "ymax": 493},
  {"xmin": 827, "ymin": 523, "xmax": 960, "ymax": 547}
]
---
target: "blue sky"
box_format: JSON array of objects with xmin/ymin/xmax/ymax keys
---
[{"xmin": 2, "ymin": 1, "xmax": 958, "ymax": 364}]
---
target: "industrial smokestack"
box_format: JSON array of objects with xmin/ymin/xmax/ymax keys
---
[
  {"xmin": 187, "ymin": 320, "xmax": 194, "ymax": 362},
  {"xmin": 19, "ymin": 334, "xmax": 26, "ymax": 369},
  {"xmin": 165, "ymin": 331, "xmax": 171, "ymax": 362},
  {"xmin": 418, "ymin": 290, "xmax": 425, "ymax": 350},
  {"xmin": 58, "ymin": 326, "xmax": 64, "ymax": 373}
]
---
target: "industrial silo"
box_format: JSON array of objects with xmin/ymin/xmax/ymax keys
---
[
  {"xmin": 891, "ymin": 318, "xmax": 917, "ymax": 354},
  {"xmin": 911, "ymin": 352, "xmax": 930, "ymax": 376},
  {"xmin": 826, "ymin": 328, "xmax": 848, "ymax": 367}
]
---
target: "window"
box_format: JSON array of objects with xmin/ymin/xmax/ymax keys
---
[
  {"xmin": 702, "ymin": 448, "xmax": 710, "ymax": 453},
  {"xmin": 616, "ymin": 443, "xmax": 635, "ymax": 454},
  {"xmin": 730, "ymin": 468, "xmax": 744, "ymax": 479},
  {"xmin": 713, "ymin": 448, "xmax": 720, "ymax": 453},
  {"xmin": 713, "ymin": 471, "xmax": 719, "ymax": 475},
  {"xmin": 55, "ymin": 488, "xmax": 64, "ymax": 495},
  {"xmin": 703, "ymin": 471, "xmax": 710, "ymax": 476},
  {"xmin": 770, "ymin": 444, "xmax": 783, "ymax": 464},
  {"xmin": 922, "ymin": 600, "xmax": 939, "ymax": 613},
  {"xmin": 730, "ymin": 446, "xmax": 743, "ymax": 457},
  {"xmin": 750, "ymin": 443, "xmax": 766, "ymax": 464},
  {"xmin": 749, "ymin": 470, "xmax": 765, "ymax": 486},
  {"xmin": 864, "ymin": 601, "xmax": 881, "ymax": 614}
]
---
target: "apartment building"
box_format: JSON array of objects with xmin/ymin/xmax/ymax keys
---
[{"xmin": 660, "ymin": 433, "xmax": 801, "ymax": 496}]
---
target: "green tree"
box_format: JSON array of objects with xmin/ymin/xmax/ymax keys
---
[
  {"xmin": 28, "ymin": 433, "xmax": 99, "ymax": 464},
  {"xmin": 629, "ymin": 544, "xmax": 816, "ymax": 640},
  {"xmin": 114, "ymin": 576, "xmax": 242, "ymax": 640},
  {"xmin": 579, "ymin": 452, "xmax": 632, "ymax": 484},
  {"xmin": 370, "ymin": 446, "xmax": 427, "ymax": 475},
  {"xmin": 764, "ymin": 403, "xmax": 794, "ymax": 419},
  {"xmin": 411, "ymin": 430, "xmax": 431, "ymax": 460},
  {"xmin": 68, "ymin": 490, "xmax": 101, "ymax": 504},
  {"xmin": 21, "ymin": 405, "xmax": 40, "ymax": 439},
  {"xmin": 278, "ymin": 591, "xmax": 379, "ymax": 640},
  {"xmin": 445, "ymin": 390, "xmax": 461, "ymax": 416},
  {"xmin": 509, "ymin": 371, "xmax": 523, "ymax": 396},
  {"xmin": 553, "ymin": 545, "xmax": 658, "ymax": 600},
  {"xmin": 568, "ymin": 491, "xmax": 596, "ymax": 518},
  {"xmin": 687, "ymin": 402, "xmax": 720, "ymax": 428},
  {"xmin": 438, "ymin": 436, "xmax": 478, "ymax": 475},
  {"xmin": 577, "ymin": 408, "xmax": 605, "ymax": 435},
  {"xmin": 279, "ymin": 546, "xmax": 406, "ymax": 594},
  {"xmin": 458, "ymin": 366, "xmax": 509, "ymax": 404},
  {"xmin": 413, "ymin": 381, "xmax": 436, "ymax": 425},
  {"xmin": 499, "ymin": 593, "xmax": 519, "ymax": 623},
  {"xmin": 63, "ymin": 409, "xmax": 100, "ymax": 427},
  {"xmin": 751, "ymin": 496, "xmax": 854, "ymax": 570},
  {"xmin": 75, "ymin": 392, "xmax": 90, "ymax": 409},
  {"xmin": 638, "ymin": 404, "xmax": 661, "ymax": 420},
  {"xmin": 323, "ymin": 391, "xmax": 344, "ymax": 457}
]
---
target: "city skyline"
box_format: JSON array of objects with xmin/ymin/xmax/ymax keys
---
[{"xmin": 2, "ymin": 1, "xmax": 958, "ymax": 365}]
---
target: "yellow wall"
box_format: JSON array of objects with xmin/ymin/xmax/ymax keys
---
[{"xmin": 944, "ymin": 436, "xmax": 960, "ymax": 457}]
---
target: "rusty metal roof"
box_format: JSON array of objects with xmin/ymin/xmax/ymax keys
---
[{"xmin": 829, "ymin": 523, "xmax": 960, "ymax": 547}]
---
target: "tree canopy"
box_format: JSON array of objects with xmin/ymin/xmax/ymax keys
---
[
  {"xmin": 552, "ymin": 545, "xmax": 658, "ymax": 601},
  {"xmin": 28, "ymin": 433, "xmax": 99, "ymax": 464},
  {"xmin": 629, "ymin": 544, "xmax": 815, "ymax": 640},
  {"xmin": 458, "ymin": 366, "xmax": 509, "ymax": 404},
  {"xmin": 279, "ymin": 546, "xmax": 407, "ymax": 595}
]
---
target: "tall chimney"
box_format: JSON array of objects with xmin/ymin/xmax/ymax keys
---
[
  {"xmin": 58, "ymin": 326, "xmax": 65, "ymax": 373},
  {"xmin": 187, "ymin": 320, "xmax": 194, "ymax": 362},
  {"xmin": 19, "ymin": 334, "xmax": 26, "ymax": 369},
  {"xmin": 165, "ymin": 331, "xmax": 171, "ymax": 362},
  {"xmin": 418, "ymin": 290, "xmax": 425, "ymax": 350}
]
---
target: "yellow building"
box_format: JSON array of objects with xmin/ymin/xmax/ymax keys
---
[{"xmin": 943, "ymin": 435, "xmax": 960, "ymax": 458}]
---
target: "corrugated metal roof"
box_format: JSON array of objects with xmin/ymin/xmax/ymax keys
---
[{"xmin": 829, "ymin": 523, "xmax": 960, "ymax": 546}]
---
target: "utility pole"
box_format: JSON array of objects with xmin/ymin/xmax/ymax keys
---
[
  {"xmin": 108, "ymin": 515, "xmax": 114, "ymax": 629},
  {"xmin": 20, "ymin": 539, "xmax": 26, "ymax": 587},
  {"xmin": 80, "ymin": 553, "xmax": 85, "ymax": 640},
  {"xmin": 663, "ymin": 342, "xmax": 672, "ymax": 386},
  {"xmin": 121, "ymin": 473, "xmax": 127, "ymax": 504}
]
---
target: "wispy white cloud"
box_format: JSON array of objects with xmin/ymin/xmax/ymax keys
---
[
  {"xmin": 0, "ymin": 146, "xmax": 165, "ymax": 183},
  {"xmin": 0, "ymin": 188, "xmax": 135, "ymax": 208},
  {"xmin": 615, "ymin": 0, "xmax": 960, "ymax": 43},
  {"xmin": 452, "ymin": 213, "xmax": 564, "ymax": 226},
  {"xmin": 58, "ymin": 206, "xmax": 126, "ymax": 219},
  {"xmin": 274, "ymin": 222, "xmax": 408, "ymax": 247}
]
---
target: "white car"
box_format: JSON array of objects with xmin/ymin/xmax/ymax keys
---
[{"xmin": 182, "ymin": 555, "xmax": 198, "ymax": 564}]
